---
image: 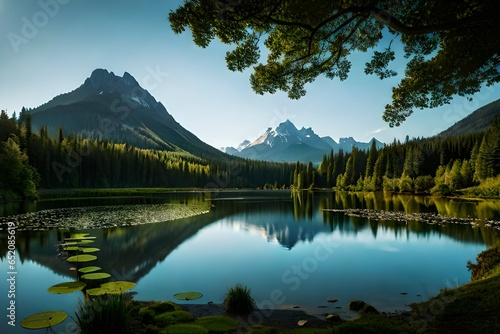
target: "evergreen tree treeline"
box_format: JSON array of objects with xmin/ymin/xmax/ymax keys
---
[
  {"xmin": 0, "ymin": 110, "xmax": 295, "ymax": 200},
  {"xmin": 1, "ymin": 108, "xmax": 499, "ymax": 201},
  {"xmin": 292, "ymin": 116, "xmax": 500, "ymax": 196}
]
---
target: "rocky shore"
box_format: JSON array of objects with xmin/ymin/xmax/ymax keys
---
[{"xmin": 322, "ymin": 208, "xmax": 500, "ymax": 230}]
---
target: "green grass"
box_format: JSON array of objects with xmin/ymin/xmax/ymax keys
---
[
  {"xmin": 154, "ymin": 310, "xmax": 194, "ymax": 327},
  {"xmin": 160, "ymin": 323, "xmax": 209, "ymax": 334},
  {"xmin": 196, "ymin": 315, "xmax": 238, "ymax": 332},
  {"xmin": 75, "ymin": 294, "xmax": 137, "ymax": 334},
  {"xmin": 223, "ymin": 283, "xmax": 257, "ymax": 316},
  {"xmin": 462, "ymin": 175, "xmax": 500, "ymax": 198}
]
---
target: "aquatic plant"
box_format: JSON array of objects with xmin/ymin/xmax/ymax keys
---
[
  {"xmin": 86, "ymin": 281, "xmax": 136, "ymax": 296},
  {"xmin": 48, "ymin": 282, "xmax": 86, "ymax": 294},
  {"xmin": 66, "ymin": 254, "xmax": 97, "ymax": 263},
  {"xmin": 21, "ymin": 311, "xmax": 68, "ymax": 332},
  {"xmin": 223, "ymin": 283, "xmax": 256, "ymax": 315},
  {"xmin": 173, "ymin": 291, "xmax": 203, "ymax": 301},
  {"xmin": 78, "ymin": 266, "xmax": 101, "ymax": 273}
]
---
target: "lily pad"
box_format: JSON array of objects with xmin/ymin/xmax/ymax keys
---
[
  {"xmin": 78, "ymin": 266, "xmax": 101, "ymax": 273},
  {"xmin": 86, "ymin": 287, "xmax": 107, "ymax": 296},
  {"xmin": 67, "ymin": 254, "xmax": 97, "ymax": 263},
  {"xmin": 86, "ymin": 281, "xmax": 136, "ymax": 296},
  {"xmin": 48, "ymin": 282, "xmax": 86, "ymax": 294},
  {"xmin": 101, "ymin": 281, "xmax": 136, "ymax": 293},
  {"xmin": 81, "ymin": 272, "xmax": 111, "ymax": 280},
  {"xmin": 74, "ymin": 239, "xmax": 95, "ymax": 244},
  {"xmin": 174, "ymin": 292, "xmax": 203, "ymax": 300},
  {"xmin": 79, "ymin": 247, "xmax": 100, "ymax": 253},
  {"xmin": 21, "ymin": 311, "xmax": 68, "ymax": 329},
  {"xmin": 70, "ymin": 233, "xmax": 90, "ymax": 238},
  {"xmin": 65, "ymin": 246, "xmax": 100, "ymax": 253},
  {"xmin": 64, "ymin": 233, "xmax": 97, "ymax": 241}
]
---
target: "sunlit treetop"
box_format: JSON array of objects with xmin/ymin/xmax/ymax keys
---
[{"xmin": 169, "ymin": 0, "xmax": 500, "ymax": 126}]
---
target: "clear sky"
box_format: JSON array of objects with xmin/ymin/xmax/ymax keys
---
[{"xmin": 1, "ymin": 0, "xmax": 499, "ymax": 149}]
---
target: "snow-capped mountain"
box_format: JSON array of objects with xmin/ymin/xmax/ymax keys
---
[
  {"xmin": 225, "ymin": 120, "xmax": 384, "ymax": 163},
  {"xmin": 28, "ymin": 69, "xmax": 225, "ymax": 158}
]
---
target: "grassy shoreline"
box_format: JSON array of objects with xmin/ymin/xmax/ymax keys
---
[
  {"xmin": 121, "ymin": 256, "xmax": 500, "ymax": 333},
  {"xmin": 81, "ymin": 257, "xmax": 499, "ymax": 333}
]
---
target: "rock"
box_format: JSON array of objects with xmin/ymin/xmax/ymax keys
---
[
  {"xmin": 327, "ymin": 298, "xmax": 338, "ymax": 303},
  {"xmin": 348, "ymin": 300, "xmax": 366, "ymax": 311},
  {"xmin": 326, "ymin": 313, "xmax": 341, "ymax": 322},
  {"xmin": 360, "ymin": 304, "xmax": 379, "ymax": 315}
]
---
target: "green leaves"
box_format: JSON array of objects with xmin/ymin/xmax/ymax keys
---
[
  {"xmin": 21, "ymin": 311, "xmax": 68, "ymax": 329},
  {"xmin": 48, "ymin": 282, "xmax": 86, "ymax": 294},
  {"xmin": 365, "ymin": 48, "xmax": 397, "ymax": 79},
  {"xmin": 67, "ymin": 254, "xmax": 97, "ymax": 263},
  {"xmin": 173, "ymin": 292, "xmax": 203, "ymax": 300},
  {"xmin": 225, "ymin": 33, "xmax": 260, "ymax": 72},
  {"xmin": 170, "ymin": 0, "xmax": 500, "ymax": 126},
  {"xmin": 87, "ymin": 281, "xmax": 136, "ymax": 296}
]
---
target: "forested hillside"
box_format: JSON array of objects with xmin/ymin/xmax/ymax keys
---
[
  {"xmin": 292, "ymin": 117, "xmax": 500, "ymax": 197},
  {"xmin": 2, "ymin": 107, "xmax": 499, "ymax": 202},
  {"xmin": 0, "ymin": 110, "xmax": 294, "ymax": 201}
]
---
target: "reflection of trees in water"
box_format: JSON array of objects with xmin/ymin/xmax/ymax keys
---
[{"xmin": 318, "ymin": 191, "xmax": 500, "ymax": 247}]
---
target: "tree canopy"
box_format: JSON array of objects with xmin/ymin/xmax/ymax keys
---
[{"xmin": 169, "ymin": 0, "xmax": 500, "ymax": 126}]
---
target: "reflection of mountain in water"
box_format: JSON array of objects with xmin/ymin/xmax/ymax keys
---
[
  {"xmin": 10, "ymin": 211, "xmax": 218, "ymax": 282},
  {"xmin": 210, "ymin": 193, "xmax": 333, "ymax": 250}
]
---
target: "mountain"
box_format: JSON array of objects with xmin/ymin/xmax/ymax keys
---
[
  {"xmin": 225, "ymin": 120, "xmax": 384, "ymax": 163},
  {"xmin": 27, "ymin": 69, "xmax": 225, "ymax": 159},
  {"xmin": 439, "ymin": 98, "xmax": 500, "ymax": 137}
]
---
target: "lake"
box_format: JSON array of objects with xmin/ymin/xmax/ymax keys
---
[{"xmin": 1, "ymin": 190, "xmax": 499, "ymax": 333}]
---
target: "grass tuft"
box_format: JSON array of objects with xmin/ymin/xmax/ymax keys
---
[{"xmin": 223, "ymin": 283, "xmax": 256, "ymax": 316}]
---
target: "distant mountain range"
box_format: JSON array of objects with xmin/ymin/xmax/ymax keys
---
[
  {"xmin": 28, "ymin": 69, "xmax": 225, "ymax": 159},
  {"xmin": 438, "ymin": 98, "xmax": 500, "ymax": 137},
  {"xmin": 223, "ymin": 119, "xmax": 384, "ymax": 163}
]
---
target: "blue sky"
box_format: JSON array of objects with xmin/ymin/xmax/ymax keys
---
[{"xmin": 1, "ymin": 0, "xmax": 499, "ymax": 149}]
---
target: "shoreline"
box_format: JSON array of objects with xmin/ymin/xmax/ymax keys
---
[{"xmin": 178, "ymin": 303, "xmax": 331, "ymax": 329}]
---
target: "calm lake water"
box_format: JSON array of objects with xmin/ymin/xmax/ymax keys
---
[{"xmin": 1, "ymin": 190, "xmax": 499, "ymax": 333}]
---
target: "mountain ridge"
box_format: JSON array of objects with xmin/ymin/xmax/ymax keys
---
[
  {"xmin": 223, "ymin": 119, "xmax": 384, "ymax": 163},
  {"xmin": 438, "ymin": 98, "xmax": 500, "ymax": 137},
  {"xmin": 28, "ymin": 69, "xmax": 226, "ymax": 159}
]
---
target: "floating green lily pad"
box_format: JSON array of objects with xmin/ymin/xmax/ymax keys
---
[
  {"xmin": 79, "ymin": 247, "xmax": 100, "ymax": 253},
  {"xmin": 101, "ymin": 281, "xmax": 136, "ymax": 293},
  {"xmin": 81, "ymin": 272, "xmax": 111, "ymax": 280},
  {"xmin": 86, "ymin": 281, "xmax": 136, "ymax": 296},
  {"xmin": 48, "ymin": 282, "xmax": 86, "ymax": 294},
  {"xmin": 78, "ymin": 266, "xmax": 101, "ymax": 273},
  {"xmin": 74, "ymin": 239, "xmax": 95, "ymax": 244},
  {"xmin": 64, "ymin": 246, "xmax": 100, "ymax": 253},
  {"xmin": 174, "ymin": 292, "xmax": 203, "ymax": 300},
  {"xmin": 65, "ymin": 237, "xmax": 96, "ymax": 242},
  {"xmin": 60, "ymin": 242, "xmax": 78, "ymax": 246},
  {"xmin": 70, "ymin": 233, "xmax": 90, "ymax": 238},
  {"xmin": 20, "ymin": 311, "xmax": 68, "ymax": 329},
  {"xmin": 67, "ymin": 254, "xmax": 97, "ymax": 263},
  {"xmin": 86, "ymin": 287, "xmax": 108, "ymax": 296}
]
